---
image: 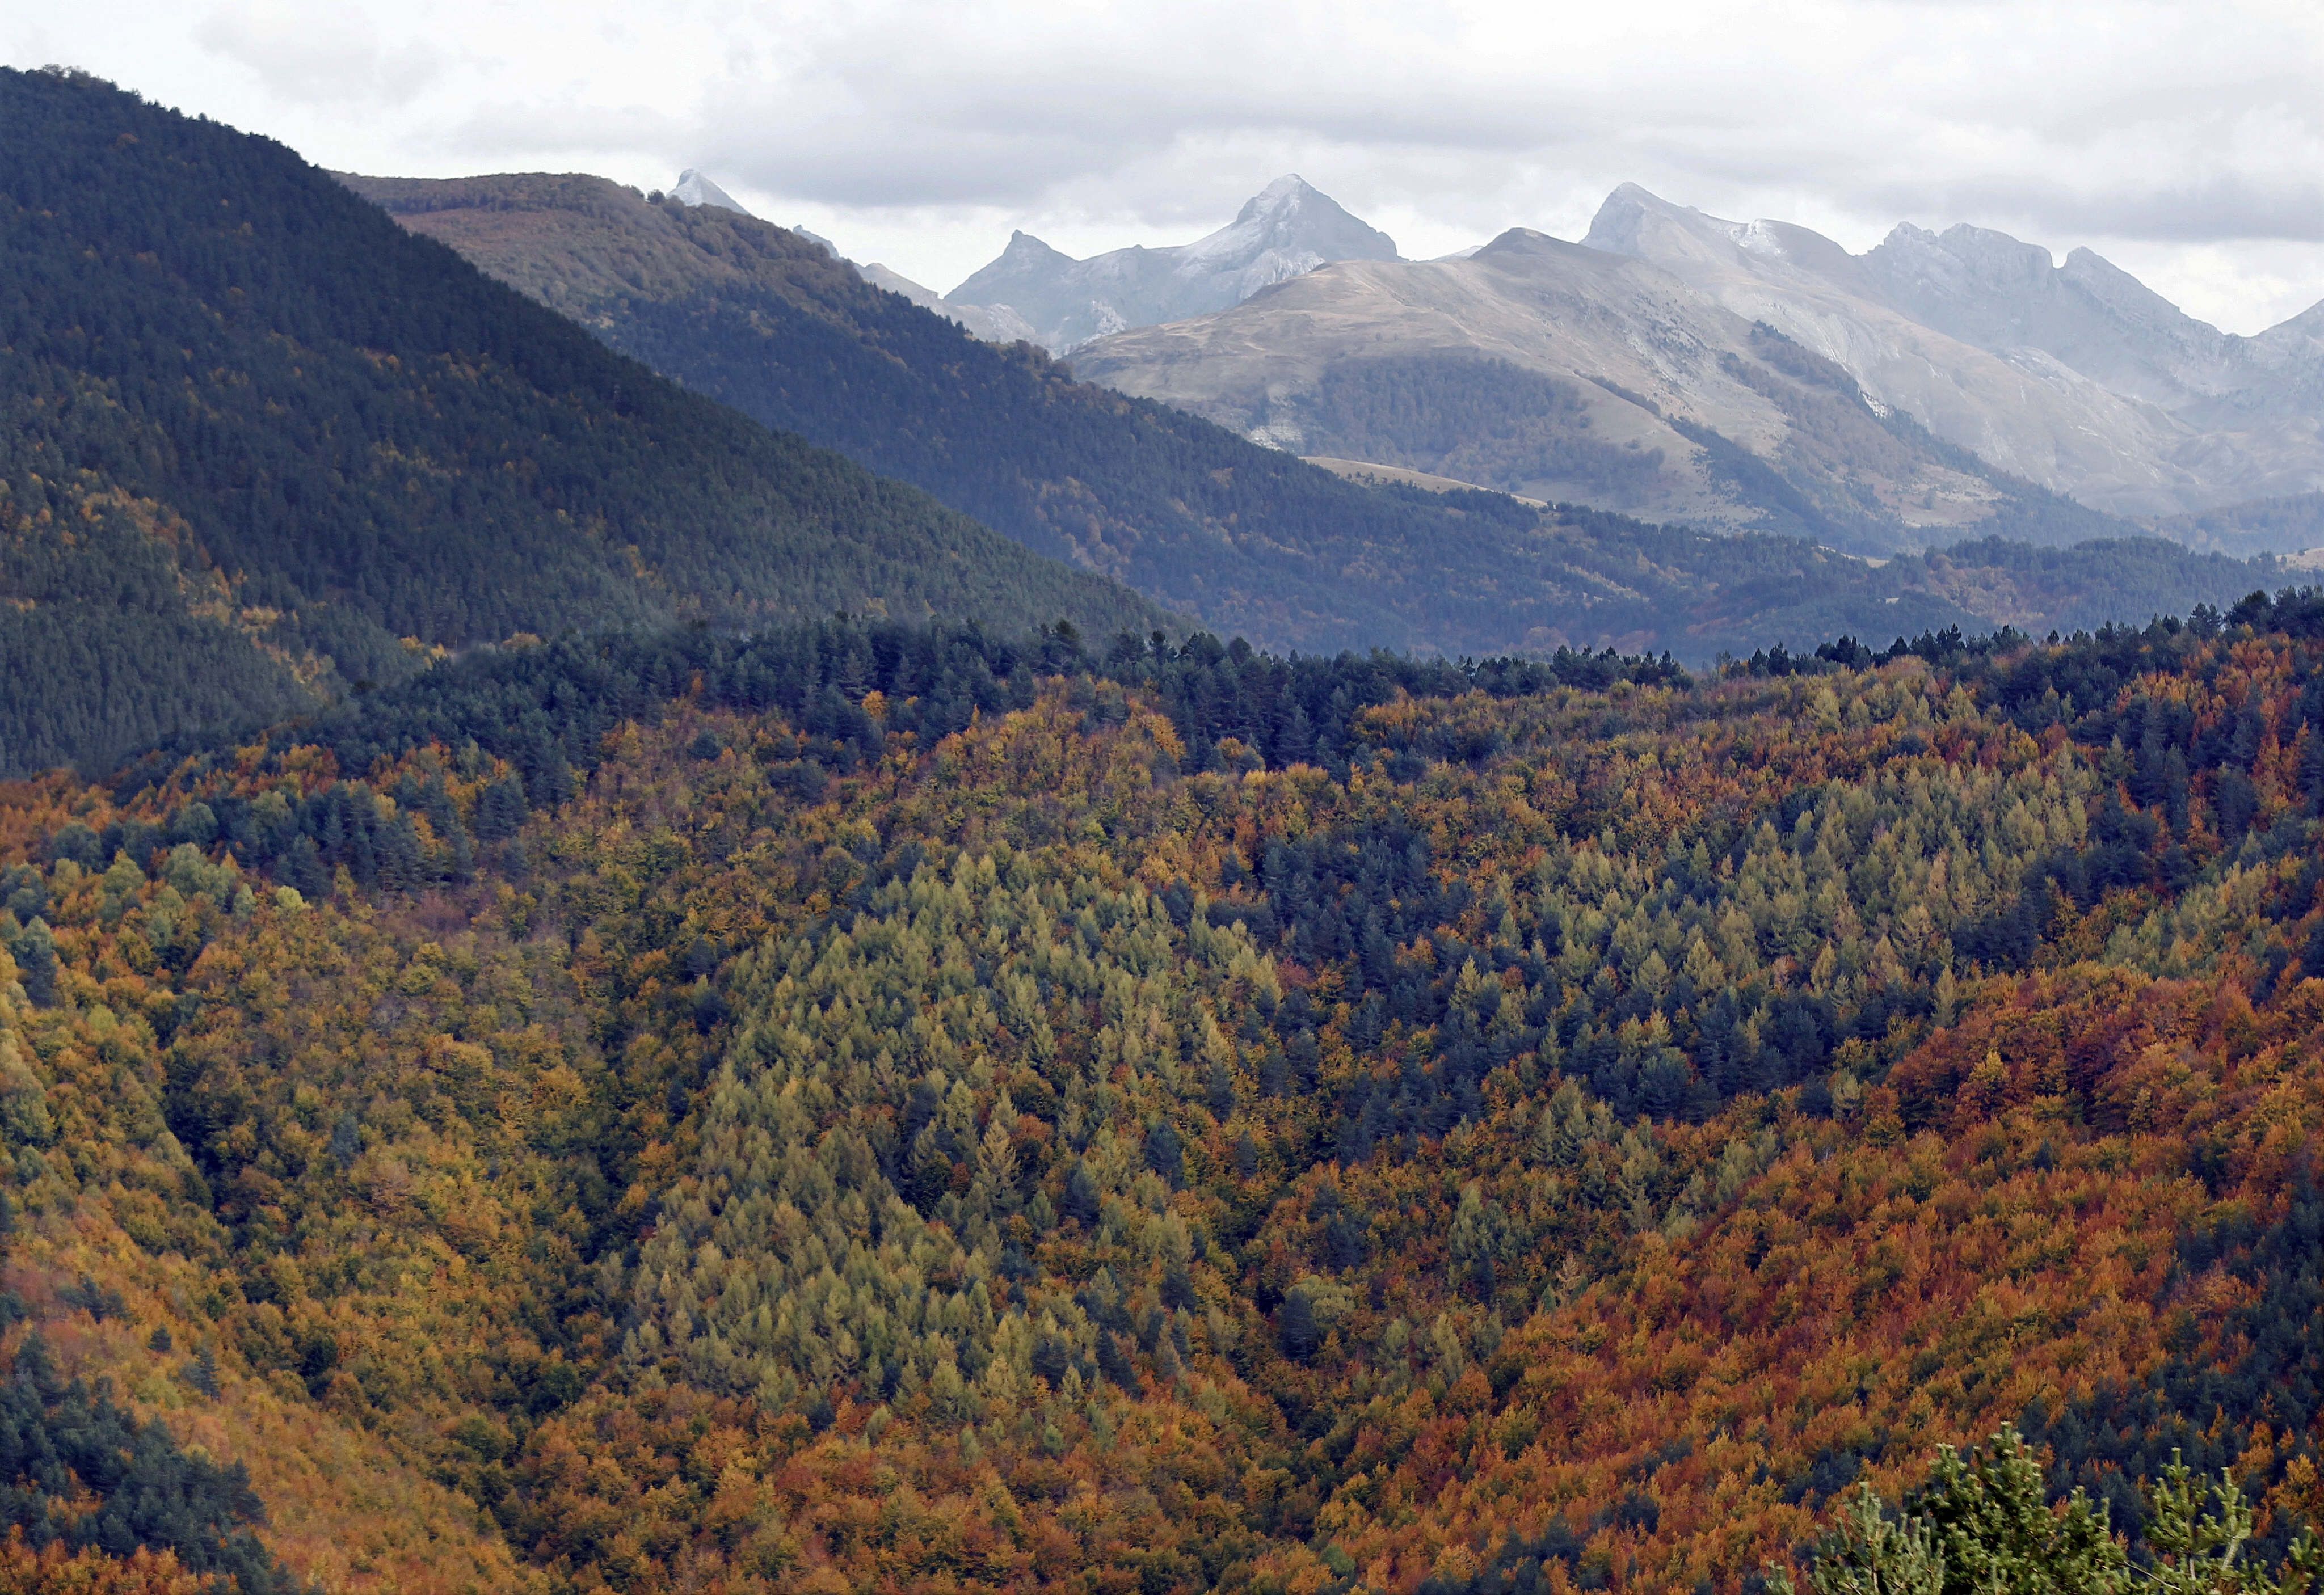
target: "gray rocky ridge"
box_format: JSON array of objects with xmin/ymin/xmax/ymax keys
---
[
  {"xmin": 670, "ymin": 168, "xmax": 751, "ymax": 216},
  {"xmin": 944, "ymin": 176, "xmax": 1401, "ymax": 353},
  {"xmin": 1073, "ymin": 179, "xmax": 2324, "ymax": 530}
]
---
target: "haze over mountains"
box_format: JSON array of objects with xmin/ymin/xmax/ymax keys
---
[
  {"xmin": 832, "ymin": 172, "xmax": 2324, "ymax": 551},
  {"xmin": 6, "ymin": 60, "xmax": 2309, "ymax": 779},
  {"xmin": 944, "ymin": 176, "xmax": 1401, "ymax": 355},
  {"xmin": 344, "ymin": 167, "xmax": 2276, "ymax": 667}
]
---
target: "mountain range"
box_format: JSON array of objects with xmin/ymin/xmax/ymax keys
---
[
  {"xmin": 863, "ymin": 175, "xmax": 2324, "ymax": 550},
  {"xmin": 0, "ymin": 60, "xmax": 2296, "ymax": 785},
  {"xmin": 0, "ymin": 69, "xmax": 1158, "ymax": 776},
  {"xmin": 13, "ymin": 62, "xmax": 2324, "ymax": 1595},
  {"xmin": 340, "ymin": 168, "xmax": 2276, "ymax": 668},
  {"xmin": 942, "ymin": 175, "xmax": 1401, "ymax": 354}
]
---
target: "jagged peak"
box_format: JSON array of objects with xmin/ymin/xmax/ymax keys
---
[
  {"xmin": 1935, "ymin": 222, "xmax": 2054, "ymax": 272},
  {"xmin": 1190, "ymin": 176, "xmax": 1397, "ymax": 264},
  {"xmin": 1582, "ymin": 184, "xmax": 1715, "ymax": 255},
  {"xmin": 1876, "ymin": 219, "xmax": 2049, "ymax": 272},
  {"xmin": 1605, "ymin": 180, "xmax": 1675, "ymax": 208},
  {"xmin": 1236, "ymin": 174, "xmax": 1320, "ymax": 223},
  {"xmin": 2060, "ymin": 247, "xmax": 2219, "ymax": 332},
  {"xmin": 1000, "ymin": 229, "xmax": 1071, "ymax": 263},
  {"xmin": 671, "ymin": 170, "xmax": 752, "ymax": 218},
  {"xmin": 2060, "ymin": 245, "xmax": 2145, "ymax": 288}
]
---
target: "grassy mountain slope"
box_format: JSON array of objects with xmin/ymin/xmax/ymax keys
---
[
  {"xmin": 0, "ymin": 69, "xmax": 1160, "ymax": 778},
  {"xmin": 1067, "ymin": 230, "xmax": 2134, "ymax": 554},
  {"xmin": 5, "ymin": 597, "xmax": 2324, "ymax": 1588}
]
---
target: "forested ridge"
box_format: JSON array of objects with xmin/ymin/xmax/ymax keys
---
[
  {"xmin": 1, "ymin": 579, "xmax": 2323, "ymax": 1589},
  {"xmin": 344, "ymin": 172, "xmax": 2284, "ymax": 666},
  {"xmin": 0, "ymin": 68, "xmax": 1161, "ymax": 779}
]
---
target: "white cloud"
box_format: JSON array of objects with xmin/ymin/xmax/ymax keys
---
[
  {"xmin": 7, "ymin": 0, "xmax": 2324, "ymax": 330},
  {"xmin": 194, "ymin": 2, "xmax": 446, "ymax": 108}
]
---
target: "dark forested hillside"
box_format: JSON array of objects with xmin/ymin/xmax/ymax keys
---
[
  {"xmin": 343, "ymin": 171, "xmax": 1549, "ymax": 650},
  {"xmin": 345, "ymin": 174, "xmax": 2276, "ymax": 669},
  {"xmin": 2148, "ymin": 490, "xmax": 2324, "ymax": 558},
  {"xmin": 0, "ymin": 68, "xmax": 1161, "ymax": 778},
  {"xmin": 6, "ymin": 590, "xmax": 2324, "ymax": 1589}
]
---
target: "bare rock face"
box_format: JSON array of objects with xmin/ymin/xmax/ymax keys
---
[
  {"xmin": 1581, "ymin": 185, "xmax": 2324, "ymax": 516},
  {"xmin": 671, "ymin": 169, "xmax": 752, "ymax": 216},
  {"xmin": 1075, "ymin": 178, "xmax": 2324, "ymax": 529},
  {"xmin": 944, "ymin": 176, "xmax": 1400, "ymax": 353},
  {"xmin": 1573, "ymin": 185, "xmax": 2221, "ymax": 515},
  {"xmin": 1070, "ymin": 225, "xmax": 2083, "ymax": 550},
  {"xmin": 1851, "ymin": 222, "xmax": 2243, "ymax": 410}
]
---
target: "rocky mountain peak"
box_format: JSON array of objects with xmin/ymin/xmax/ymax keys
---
[
  {"xmin": 948, "ymin": 178, "xmax": 1397, "ymax": 353},
  {"xmin": 997, "ymin": 229, "xmax": 1072, "ymax": 265},
  {"xmin": 1191, "ymin": 175, "xmax": 1398, "ymax": 267},
  {"xmin": 1580, "ymin": 183, "xmax": 1691, "ymax": 255},
  {"xmin": 671, "ymin": 170, "xmax": 752, "ymax": 217},
  {"xmin": 1236, "ymin": 174, "xmax": 1319, "ymax": 222}
]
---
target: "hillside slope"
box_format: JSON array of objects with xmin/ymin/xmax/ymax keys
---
[
  {"xmin": 0, "ymin": 69, "xmax": 1159, "ymax": 778},
  {"xmin": 351, "ymin": 170, "xmax": 1699, "ymax": 653},
  {"xmin": 1071, "ymin": 227, "xmax": 2125, "ymax": 553},
  {"xmin": 343, "ymin": 171, "xmax": 2273, "ymax": 657},
  {"xmin": 5, "ymin": 598, "xmax": 2324, "ymax": 1589}
]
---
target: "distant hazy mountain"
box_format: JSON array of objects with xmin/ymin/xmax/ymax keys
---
[
  {"xmin": 1067, "ymin": 178, "xmax": 2324, "ymax": 543},
  {"xmin": 852, "ymin": 260, "xmax": 1038, "ymax": 345},
  {"xmin": 946, "ymin": 175, "xmax": 1401, "ymax": 352},
  {"xmin": 1573, "ymin": 185, "xmax": 2215, "ymax": 515},
  {"xmin": 1577, "ymin": 186, "xmax": 2324, "ymax": 522},
  {"xmin": 343, "ymin": 170, "xmax": 2262, "ymax": 656},
  {"xmin": 670, "ymin": 167, "xmax": 751, "ymax": 215},
  {"xmin": 1851, "ymin": 220, "xmax": 2245, "ymax": 410},
  {"xmin": 1071, "ymin": 224, "xmax": 2119, "ymax": 553}
]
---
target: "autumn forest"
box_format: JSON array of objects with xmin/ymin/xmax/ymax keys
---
[{"xmin": 6, "ymin": 61, "xmax": 2324, "ymax": 1595}]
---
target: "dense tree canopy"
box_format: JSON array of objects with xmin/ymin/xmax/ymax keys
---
[
  {"xmin": 0, "ymin": 67, "xmax": 1161, "ymax": 778},
  {"xmin": 0, "ymin": 593, "xmax": 2322, "ymax": 1588}
]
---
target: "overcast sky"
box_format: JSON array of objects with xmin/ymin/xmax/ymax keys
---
[{"xmin": 10, "ymin": 0, "xmax": 2324, "ymax": 332}]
